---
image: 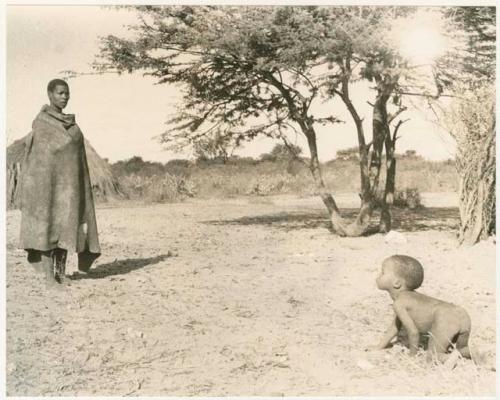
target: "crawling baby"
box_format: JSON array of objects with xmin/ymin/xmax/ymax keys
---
[{"xmin": 369, "ymin": 255, "xmax": 471, "ymax": 363}]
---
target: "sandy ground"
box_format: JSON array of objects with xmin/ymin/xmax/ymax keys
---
[{"xmin": 5, "ymin": 193, "xmax": 496, "ymax": 396}]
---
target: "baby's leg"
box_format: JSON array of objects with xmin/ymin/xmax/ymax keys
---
[
  {"xmin": 428, "ymin": 306, "xmax": 472, "ymax": 366},
  {"xmin": 427, "ymin": 314, "xmax": 460, "ymax": 363},
  {"xmin": 455, "ymin": 330, "xmax": 471, "ymax": 359},
  {"xmin": 427, "ymin": 336, "xmax": 453, "ymax": 363}
]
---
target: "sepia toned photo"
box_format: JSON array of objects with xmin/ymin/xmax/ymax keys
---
[{"xmin": 4, "ymin": 3, "xmax": 497, "ymax": 397}]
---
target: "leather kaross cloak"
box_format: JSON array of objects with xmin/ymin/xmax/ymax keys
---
[{"xmin": 19, "ymin": 105, "xmax": 101, "ymax": 271}]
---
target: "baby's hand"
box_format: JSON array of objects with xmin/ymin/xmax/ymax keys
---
[{"xmin": 365, "ymin": 344, "xmax": 384, "ymax": 352}]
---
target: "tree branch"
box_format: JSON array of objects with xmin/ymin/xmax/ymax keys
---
[
  {"xmin": 388, "ymin": 106, "xmax": 407, "ymax": 124},
  {"xmin": 392, "ymin": 118, "xmax": 410, "ymax": 144}
]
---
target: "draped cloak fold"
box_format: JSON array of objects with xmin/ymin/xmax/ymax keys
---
[{"xmin": 19, "ymin": 105, "xmax": 101, "ymax": 271}]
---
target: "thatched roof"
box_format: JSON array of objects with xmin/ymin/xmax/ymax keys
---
[{"xmin": 6, "ymin": 135, "xmax": 124, "ymax": 209}]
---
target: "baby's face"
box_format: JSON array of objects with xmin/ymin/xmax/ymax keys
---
[{"xmin": 376, "ymin": 261, "xmax": 398, "ymax": 290}]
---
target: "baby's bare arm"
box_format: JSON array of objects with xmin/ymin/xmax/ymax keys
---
[
  {"xmin": 393, "ymin": 301, "xmax": 420, "ymax": 355},
  {"xmin": 369, "ymin": 315, "xmax": 401, "ymax": 350}
]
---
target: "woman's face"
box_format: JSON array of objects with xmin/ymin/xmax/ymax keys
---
[{"xmin": 48, "ymin": 84, "xmax": 70, "ymax": 110}]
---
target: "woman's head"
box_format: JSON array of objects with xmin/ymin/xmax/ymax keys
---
[{"xmin": 47, "ymin": 79, "xmax": 70, "ymax": 111}]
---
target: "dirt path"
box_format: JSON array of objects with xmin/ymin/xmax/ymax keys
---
[{"xmin": 5, "ymin": 195, "xmax": 496, "ymax": 396}]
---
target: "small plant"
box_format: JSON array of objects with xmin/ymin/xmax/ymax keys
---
[
  {"xmin": 394, "ymin": 188, "xmax": 423, "ymax": 209},
  {"xmin": 375, "ymin": 187, "xmax": 423, "ymax": 209}
]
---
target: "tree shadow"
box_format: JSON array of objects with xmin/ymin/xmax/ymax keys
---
[
  {"xmin": 392, "ymin": 207, "xmax": 459, "ymax": 232},
  {"xmin": 68, "ymin": 254, "xmax": 172, "ymax": 280},
  {"xmin": 205, "ymin": 210, "xmax": 336, "ymax": 231},
  {"xmin": 204, "ymin": 207, "xmax": 459, "ymax": 233}
]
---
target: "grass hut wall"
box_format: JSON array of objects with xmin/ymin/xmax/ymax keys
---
[{"xmin": 6, "ymin": 135, "xmax": 125, "ymax": 209}]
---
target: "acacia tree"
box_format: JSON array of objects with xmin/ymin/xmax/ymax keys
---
[
  {"xmin": 318, "ymin": 6, "xmax": 415, "ymax": 234},
  {"xmin": 95, "ymin": 6, "xmax": 354, "ymax": 231},
  {"xmin": 94, "ymin": 5, "xmax": 443, "ymax": 235},
  {"xmin": 321, "ymin": 6, "xmax": 496, "ymax": 234}
]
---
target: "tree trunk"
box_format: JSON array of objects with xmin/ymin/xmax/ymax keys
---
[
  {"xmin": 324, "ymin": 73, "xmax": 391, "ymax": 236},
  {"xmin": 458, "ymin": 117, "xmax": 496, "ymax": 245},
  {"xmin": 380, "ymin": 130, "xmax": 396, "ymax": 233},
  {"xmin": 367, "ymin": 89, "xmax": 389, "ymax": 199},
  {"xmin": 303, "ymin": 77, "xmax": 394, "ymax": 236},
  {"xmin": 270, "ymin": 69, "xmax": 381, "ymax": 237},
  {"xmin": 344, "ymin": 83, "xmax": 391, "ymax": 235},
  {"xmin": 330, "ymin": 201, "xmax": 373, "ymax": 236},
  {"xmin": 380, "ymin": 156, "xmax": 395, "ymax": 233},
  {"xmin": 301, "ymin": 120, "xmax": 375, "ymax": 237},
  {"xmin": 301, "ymin": 122, "xmax": 340, "ymax": 215}
]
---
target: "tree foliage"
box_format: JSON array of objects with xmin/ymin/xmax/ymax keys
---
[
  {"xmin": 192, "ymin": 131, "xmax": 236, "ymax": 163},
  {"xmin": 96, "ymin": 6, "xmax": 338, "ymax": 147},
  {"xmin": 438, "ymin": 6, "xmax": 495, "ymax": 85}
]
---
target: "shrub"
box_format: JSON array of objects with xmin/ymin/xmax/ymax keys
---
[
  {"xmin": 393, "ymin": 188, "xmax": 423, "ymax": 209},
  {"xmin": 336, "ymin": 146, "xmax": 359, "ymax": 161},
  {"xmin": 259, "ymin": 153, "xmax": 277, "ymax": 162},
  {"xmin": 375, "ymin": 187, "xmax": 423, "ymax": 209},
  {"xmin": 246, "ymin": 174, "xmax": 295, "ymax": 196},
  {"xmin": 165, "ymin": 159, "xmax": 192, "ymax": 177},
  {"xmin": 120, "ymin": 173, "xmax": 196, "ymax": 202},
  {"xmin": 228, "ymin": 156, "xmax": 258, "ymax": 166},
  {"xmin": 113, "ymin": 154, "xmax": 456, "ymax": 204},
  {"xmin": 111, "ymin": 156, "xmax": 166, "ymax": 178}
]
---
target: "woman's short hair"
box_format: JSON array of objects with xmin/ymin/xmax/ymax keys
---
[{"xmin": 47, "ymin": 79, "xmax": 69, "ymax": 93}]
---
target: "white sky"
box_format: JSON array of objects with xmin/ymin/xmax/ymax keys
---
[{"xmin": 6, "ymin": 5, "xmax": 457, "ymax": 162}]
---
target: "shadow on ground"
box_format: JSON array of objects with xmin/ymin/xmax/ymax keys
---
[
  {"xmin": 69, "ymin": 254, "xmax": 172, "ymax": 280},
  {"xmin": 205, "ymin": 207, "xmax": 459, "ymax": 233}
]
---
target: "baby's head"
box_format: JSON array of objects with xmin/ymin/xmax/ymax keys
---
[{"xmin": 377, "ymin": 255, "xmax": 424, "ymax": 291}]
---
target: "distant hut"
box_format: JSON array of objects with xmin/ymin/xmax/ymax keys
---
[{"xmin": 6, "ymin": 135, "xmax": 124, "ymax": 209}]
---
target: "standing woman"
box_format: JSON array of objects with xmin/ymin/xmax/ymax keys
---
[{"xmin": 19, "ymin": 79, "xmax": 101, "ymax": 287}]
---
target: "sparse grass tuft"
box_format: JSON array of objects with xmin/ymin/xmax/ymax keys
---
[{"xmin": 394, "ymin": 346, "xmax": 495, "ymax": 396}]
